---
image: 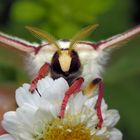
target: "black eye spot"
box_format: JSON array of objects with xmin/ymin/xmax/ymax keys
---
[
  {"xmin": 69, "ymin": 51, "xmax": 81, "ymax": 73},
  {"xmin": 51, "ymin": 52, "xmax": 63, "ymax": 73}
]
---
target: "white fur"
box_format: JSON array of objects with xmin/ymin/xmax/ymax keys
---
[
  {"xmin": 75, "ymin": 42, "xmax": 110, "ymax": 86},
  {"xmin": 26, "ymin": 41, "xmax": 110, "ymax": 86}
]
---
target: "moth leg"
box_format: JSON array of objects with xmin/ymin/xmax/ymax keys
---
[
  {"xmin": 96, "ymin": 80, "xmax": 104, "ymax": 128},
  {"xmin": 83, "ymin": 78, "xmax": 103, "ymax": 129},
  {"xmin": 83, "ymin": 78, "xmax": 101, "ymax": 96},
  {"xmin": 29, "ymin": 63, "xmax": 50, "ymax": 93},
  {"xmin": 59, "ymin": 77, "xmax": 84, "ymax": 118}
]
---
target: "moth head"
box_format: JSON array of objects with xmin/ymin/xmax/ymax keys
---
[
  {"xmin": 26, "ymin": 24, "xmax": 98, "ymax": 74},
  {"xmin": 51, "ymin": 49, "xmax": 81, "ymax": 78}
]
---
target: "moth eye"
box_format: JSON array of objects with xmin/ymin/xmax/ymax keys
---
[
  {"xmin": 69, "ymin": 60, "xmax": 80, "ymax": 73},
  {"xmin": 51, "ymin": 52, "xmax": 63, "ymax": 73},
  {"xmin": 69, "ymin": 51, "xmax": 81, "ymax": 73},
  {"xmin": 51, "ymin": 62, "xmax": 62, "ymax": 73}
]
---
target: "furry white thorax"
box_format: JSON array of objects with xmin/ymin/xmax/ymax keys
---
[{"xmin": 27, "ymin": 40, "xmax": 109, "ymax": 86}]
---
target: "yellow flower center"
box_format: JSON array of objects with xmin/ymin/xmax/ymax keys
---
[{"xmin": 35, "ymin": 118, "xmax": 103, "ymax": 140}]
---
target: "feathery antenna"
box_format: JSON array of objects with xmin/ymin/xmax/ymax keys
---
[
  {"xmin": 26, "ymin": 26, "xmax": 61, "ymax": 54},
  {"xmin": 69, "ymin": 24, "xmax": 99, "ymax": 52}
]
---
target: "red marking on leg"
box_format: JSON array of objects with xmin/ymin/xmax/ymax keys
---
[
  {"xmin": 96, "ymin": 80, "xmax": 103, "ymax": 128},
  {"xmin": 29, "ymin": 63, "xmax": 50, "ymax": 93},
  {"xmin": 58, "ymin": 78, "xmax": 84, "ymax": 118}
]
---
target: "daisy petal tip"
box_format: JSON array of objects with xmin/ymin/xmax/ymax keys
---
[{"xmin": 0, "ymin": 134, "xmax": 15, "ymax": 140}]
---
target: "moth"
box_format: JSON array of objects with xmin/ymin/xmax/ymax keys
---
[{"xmin": 0, "ymin": 24, "xmax": 140, "ymax": 128}]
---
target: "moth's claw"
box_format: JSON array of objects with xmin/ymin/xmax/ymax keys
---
[
  {"xmin": 29, "ymin": 83, "xmax": 37, "ymax": 93},
  {"xmin": 97, "ymin": 119, "xmax": 103, "ymax": 129}
]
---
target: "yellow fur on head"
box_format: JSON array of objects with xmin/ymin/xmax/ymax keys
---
[{"xmin": 58, "ymin": 50, "xmax": 72, "ymax": 72}]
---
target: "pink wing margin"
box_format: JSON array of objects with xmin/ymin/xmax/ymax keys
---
[
  {"xmin": 0, "ymin": 32, "xmax": 37, "ymax": 53},
  {"xmin": 96, "ymin": 25, "xmax": 140, "ymax": 50}
]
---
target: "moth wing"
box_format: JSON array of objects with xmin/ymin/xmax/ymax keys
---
[
  {"xmin": 96, "ymin": 25, "xmax": 140, "ymax": 50},
  {"xmin": 74, "ymin": 26, "xmax": 140, "ymax": 86},
  {"xmin": 75, "ymin": 42, "xmax": 107, "ymax": 87},
  {"xmin": 0, "ymin": 32, "xmax": 37, "ymax": 53}
]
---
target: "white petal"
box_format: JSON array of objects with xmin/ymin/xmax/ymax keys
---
[
  {"xmin": 109, "ymin": 128, "xmax": 123, "ymax": 140},
  {"xmin": 16, "ymin": 104, "xmax": 36, "ymax": 129},
  {"xmin": 68, "ymin": 92, "xmax": 88, "ymax": 114},
  {"xmin": 42, "ymin": 77, "xmax": 69, "ymax": 104},
  {"xmin": 37, "ymin": 77, "xmax": 54, "ymax": 95},
  {"xmin": 85, "ymin": 95, "xmax": 108, "ymax": 112},
  {"xmin": 86, "ymin": 115, "xmax": 98, "ymax": 129},
  {"xmin": 3, "ymin": 111, "xmax": 18, "ymax": 124},
  {"xmin": 35, "ymin": 105, "xmax": 54, "ymax": 122},
  {"xmin": 6, "ymin": 104, "xmax": 37, "ymax": 135},
  {"xmin": 17, "ymin": 132, "xmax": 34, "ymax": 140},
  {"xmin": 2, "ymin": 121, "xmax": 17, "ymax": 136},
  {"xmin": 96, "ymin": 127, "xmax": 107, "ymax": 135},
  {"xmin": 80, "ymin": 104, "xmax": 97, "ymax": 124},
  {"xmin": 54, "ymin": 77, "xmax": 69, "ymax": 93},
  {"xmin": 16, "ymin": 84, "xmax": 40, "ymax": 107},
  {"xmin": 39, "ymin": 99, "xmax": 58, "ymax": 117},
  {"xmin": 33, "ymin": 107, "xmax": 54, "ymax": 134},
  {"xmin": 103, "ymin": 110, "xmax": 120, "ymax": 127},
  {"xmin": 2, "ymin": 112, "xmax": 19, "ymax": 134},
  {"xmin": 0, "ymin": 134, "xmax": 15, "ymax": 140}
]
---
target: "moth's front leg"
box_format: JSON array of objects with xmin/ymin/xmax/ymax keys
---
[
  {"xmin": 95, "ymin": 80, "xmax": 104, "ymax": 128},
  {"xmin": 83, "ymin": 78, "xmax": 104, "ymax": 129},
  {"xmin": 29, "ymin": 63, "xmax": 50, "ymax": 92},
  {"xmin": 59, "ymin": 77, "xmax": 84, "ymax": 118}
]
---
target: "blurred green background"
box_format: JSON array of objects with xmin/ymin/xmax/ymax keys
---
[{"xmin": 0, "ymin": 0, "xmax": 140, "ymax": 139}]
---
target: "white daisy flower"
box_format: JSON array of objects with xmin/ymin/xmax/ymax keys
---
[{"xmin": 0, "ymin": 76, "xmax": 122, "ymax": 140}]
